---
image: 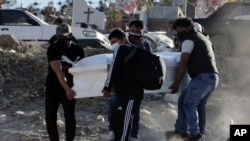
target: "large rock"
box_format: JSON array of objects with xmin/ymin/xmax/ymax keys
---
[{"xmin": 0, "ymin": 34, "xmax": 21, "ymax": 48}]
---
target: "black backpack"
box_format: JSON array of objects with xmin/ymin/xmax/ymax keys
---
[{"xmin": 125, "ymin": 46, "xmax": 166, "ymax": 90}]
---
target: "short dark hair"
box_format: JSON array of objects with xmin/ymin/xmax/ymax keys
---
[
  {"xmin": 129, "ymin": 19, "xmax": 144, "ymax": 29},
  {"xmin": 108, "ymin": 28, "xmax": 126, "ymax": 40},
  {"xmin": 54, "ymin": 16, "xmax": 64, "ymax": 25},
  {"xmin": 172, "ymin": 17, "xmax": 194, "ymax": 30}
]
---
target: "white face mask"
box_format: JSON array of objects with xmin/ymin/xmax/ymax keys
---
[{"xmin": 112, "ymin": 42, "xmax": 120, "ymax": 51}]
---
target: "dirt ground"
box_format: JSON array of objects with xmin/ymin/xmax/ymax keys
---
[{"xmin": 0, "ymin": 42, "xmax": 250, "ymax": 141}]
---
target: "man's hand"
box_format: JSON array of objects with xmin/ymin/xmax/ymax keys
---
[
  {"xmin": 169, "ymin": 83, "xmax": 179, "ymax": 94},
  {"xmin": 102, "ymin": 89, "xmax": 110, "ymax": 97},
  {"xmin": 66, "ymin": 88, "xmax": 76, "ymax": 100}
]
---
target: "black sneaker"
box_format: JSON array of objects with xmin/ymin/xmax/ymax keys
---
[
  {"xmin": 184, "ymin": 134, "xmax": 205, "ymax": 141},
  {"xmin": 165, "ymin": 130, "xmax": 188, "ymax": 139}
]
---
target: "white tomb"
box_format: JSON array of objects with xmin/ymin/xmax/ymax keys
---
[{"xmin": 72, "ymin": 0, "xmax": 106, "ymax": 30}]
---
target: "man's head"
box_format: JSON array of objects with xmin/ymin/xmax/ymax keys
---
[
  {"xmin": 54, "ymin": 15, "xmax": 65, "ymax": 25},
  {"xmin": 108, "ymin": 28, "xmax": 127, "ymax": 50},
  {"xmin": 128, "ymin": 20, "xmax": 144, "ymax": 43},
  {"xmin": 56, "ymin": 23, "xmax": 72, "ymax": 39},
  {"xmin": 172, "ymin": 17, "xmax": 194, "ymax": 33},
  {"xmin": 172, "ymin": 17, "xmax": 194, "ymax": 42},
  {"xmin": 56, "ymin": 23, "xmax": 73, "ymax": 47}
]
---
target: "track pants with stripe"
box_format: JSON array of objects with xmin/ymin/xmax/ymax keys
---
[{"xmin": 110, "ymin": 97, "xmax": 140, "ymax": 141}]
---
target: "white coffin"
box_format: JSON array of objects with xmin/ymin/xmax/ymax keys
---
[{"xmin": 69, "ymin": 51, "xmax": 189, "ymax": 98}]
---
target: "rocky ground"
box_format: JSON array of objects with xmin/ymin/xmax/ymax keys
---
[{"xmin": 0, "ymin": 41, "xmax": 250, "ymax": 141}]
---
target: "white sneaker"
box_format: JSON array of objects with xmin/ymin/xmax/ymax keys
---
[
  {"xmin": 130, "ymin": 137, "xmax": 138, "ymax": 141},
  {"xmin": 107, "ymin": 131, "xmax": 114, "ymax": 141}
]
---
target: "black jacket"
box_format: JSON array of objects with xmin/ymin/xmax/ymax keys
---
[{"xmin": 103, "ymin": 44, "xmax": 143, "ymax": 99}]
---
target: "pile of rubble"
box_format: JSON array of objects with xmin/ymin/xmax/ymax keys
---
[
  {"xmin": 0, "ymin": 34, "xmax": 109, "ymax": 110},
  {"xmin": 0, "ymin": 36, "xmax": 48, "ymax": 110}
]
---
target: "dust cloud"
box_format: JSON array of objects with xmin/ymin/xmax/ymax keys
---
[{"xmin": 133, "ymin": 45, "xmax": 250, "ymax": 141}]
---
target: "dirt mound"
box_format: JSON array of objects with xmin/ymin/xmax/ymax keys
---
[{"xmin": 0, "ymin": 43, "xmax": 47, "ymax": 109}]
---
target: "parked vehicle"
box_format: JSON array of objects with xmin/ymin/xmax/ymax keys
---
[
  {"xmin": 193, "ymin": 1, "xmax": 250, "ymax": 56},
  {"xmin": 0, "ymin": 9, "xmax": 111, "ymax": 49},
  {"xmin": 143, "ymin": 31, "xmax": 175, "ymax": 52}
]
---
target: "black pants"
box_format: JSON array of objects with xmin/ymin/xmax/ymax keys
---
[
  {"xmin": 131, "ymin": 98, "xmax": 142, "ymax": 138},
  {"xmin": 45, "ymin": 86, "xmax": 76, "ymax": 141},
  {"xmin": 111, "ymin": 97, "xmax": 141, "ymax": 141}
]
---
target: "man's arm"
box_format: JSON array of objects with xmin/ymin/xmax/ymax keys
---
[
  {"xmin": 169, "ymin": 53, "xmax": 190, "ymax": 93},
  {"xmin": 169, "ymin": 40, "xmax": 194, "ymax": 93},
  {"xmin": 102, "ymin": 45, "xmax": 126, "ymax": 96},
  {"xmin": 50, "ymin": 60, "xmax": 75, "ymax": 100}
]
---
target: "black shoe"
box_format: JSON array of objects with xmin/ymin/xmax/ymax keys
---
[
  {"xmin": 184, "ymin": 134, "xmax": 205, "ymax": 141},
  {"xmin": 165, "ymin": 130, "xmax": 188, "ymax": 139}
]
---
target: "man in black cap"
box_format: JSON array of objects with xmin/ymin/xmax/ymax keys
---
[{"xmin": 45, "ymin": 23, "xmax": 85, "ymax": 141}]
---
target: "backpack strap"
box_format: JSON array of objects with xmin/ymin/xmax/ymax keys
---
[{"xmin": 124, "ymin": 47, "xmax": 136, "ymax": 62}]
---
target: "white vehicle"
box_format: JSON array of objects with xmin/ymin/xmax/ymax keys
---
[
  {"xmin": 142, "ymin": 31, "xmax": 175, "ymax": 52},
  {"xmin": 0, "ymin": 9, "xmax": 111, "ymax": 49}
]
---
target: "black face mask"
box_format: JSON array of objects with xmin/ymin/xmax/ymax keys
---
[
  {"xmin": 58, "ymin": 38, "xmax": 71, "ymax": 47},
  {"xmin": 177, "ymin": 31, "xmax": 187, "ymax": 42},
  {"xmin": 128, "ymin": 32, "xmax": 142, "ymax": 43}
]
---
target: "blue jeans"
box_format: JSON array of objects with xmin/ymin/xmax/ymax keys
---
[
  {"xmin": 108, "ymin": 95, "xmax": 117, "ymax": 130},
  {"xmin": 175, "ymin": 72, "xmax": 219, "ymax": 135},
  {"xmin": 108, "ymin": 95, "xmax": 142, "ymax": 138}
]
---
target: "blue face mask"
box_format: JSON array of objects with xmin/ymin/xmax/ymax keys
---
[{"xmin": 112, "ymin": 42, "xmax": 120, "ymax": 51}]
